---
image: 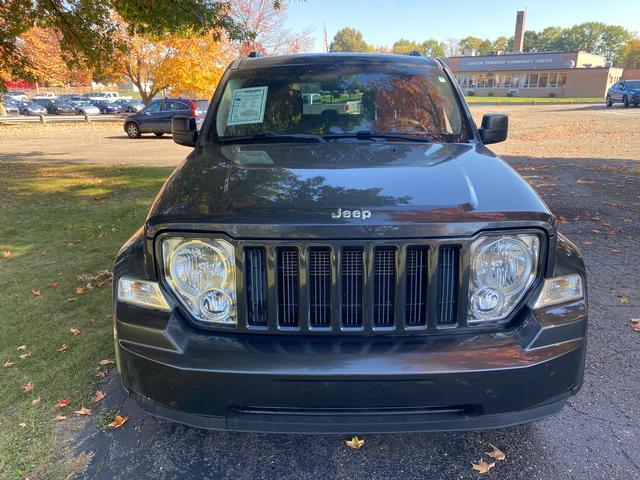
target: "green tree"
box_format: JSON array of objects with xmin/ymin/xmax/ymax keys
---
[
  {"xmin": 477, "ymin": 39, "xmax": 494, "ymax": 55},
  {"xmin": 421, "ymin": 39, "xmax": 445, "ymax": 57},
  {"xmin": 493, "ymin": 36, "xmax": 510, "ymax": 52},
  {"xmin": 619, "ymin": 37, "xmax": 640, "ymax": 68},
  {"xmin": 458, "ymin": 36, "xmax": 484, "ymax": 55},
  {"xmin": 392, "ymin": 39, "xmax": 421, "ymax": 54},
  {"xmin": 329, "ymin": 27, "xmax": 372, "ymax": 52}
]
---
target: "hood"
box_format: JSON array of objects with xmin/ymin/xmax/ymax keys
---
[{"xmin": 146, "ymin": 142, "xmax": 553, "ymax": 238}]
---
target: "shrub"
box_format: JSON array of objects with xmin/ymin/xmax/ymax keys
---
[
  {"xmin": 487, "ymin": 91, "xmax": 494, "ymax": 97},
  {"xmin": 548, "ymin": 92, "xmax": 557, "ymax": 98}
]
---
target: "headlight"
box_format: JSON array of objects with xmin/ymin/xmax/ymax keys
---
[
  {"xmin": 533, "ymin": 274, "xmax": 583, "ymax": 309},
  {"xmin": 468, "ymin": 234, "xmax": 539, "ymax": 323},
  {"xmin": 117, "ymin": 277, "xmax": 170, "ymax": 311},
  {"xmin": 162, "ymin": 237, "xmax": 237, "ymax": 325}
]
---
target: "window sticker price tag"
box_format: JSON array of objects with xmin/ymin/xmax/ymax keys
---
[{"xmin": 227, "ymin": 86, "xmax": 268, "ymax": 126}]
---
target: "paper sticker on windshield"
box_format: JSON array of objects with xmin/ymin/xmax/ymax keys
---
[
  {"xmin": 437, "ymin": 76, "xmax": 446, "ymax": 83},
  {"xmin": 227, "ymin": 86, "xmax": 268, "ymax": 126}
]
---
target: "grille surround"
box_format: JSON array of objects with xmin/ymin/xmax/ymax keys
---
[{"xmin": 155, "ymin": 230, "xmax": 546, "ymax": 336}]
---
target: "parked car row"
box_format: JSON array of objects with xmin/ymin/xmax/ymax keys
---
[
  {"xmin": 3, "ymin": 93, "xmax": 144, "ymax": 116},
  {"xmin": 124, "ymin": 98, "xmax": 209, "ymax": 138}
]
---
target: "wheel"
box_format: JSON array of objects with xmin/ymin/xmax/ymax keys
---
[
  {"xmin": 623, "ymin": 95, "xmax": 630, "ymax": 108},
  {"xmin": 126, "ymin": 122, "xmax": 141, "ymax": 138},
  {"xmin": 154, "ymin": 132, "xmax": 164, "ymax": 137},
  {"xmin": 606, "ymin": 95, "xmax": 612, "ymax": 107}
]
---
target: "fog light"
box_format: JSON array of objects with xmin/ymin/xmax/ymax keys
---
[
  {"xmin": 470, "ymin": 287, "xmax": 505, "ymax": 320},
  {"xmin": 199, "ymin": 289, "xmax": 234, "ymax": 323},
  {"xmin": 533, "ymin": 274, "xmax": 583, "ymax": 309},
  {"xmin": 117, "ymin": 277, "xmax": 170, "ymax": 311}
]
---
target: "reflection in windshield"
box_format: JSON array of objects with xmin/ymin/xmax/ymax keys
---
[{"xmin": 215, "ymin": 62, "xmax": 468, "ymax": 143}]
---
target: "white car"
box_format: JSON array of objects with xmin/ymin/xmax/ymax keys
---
[
  {"xmin": 89, "ymin": 92, "xmax": 133, "ymax": 103},
  {"xmin": 6, "ymin": 91, "xmax": 28, "ymax": 102},
  {"xmin": 69, "ymin": 100, "xmax": 100, "ymax": 115},
  {"xmin": 32, "ymin": 92, "xmax": 57, "ymax": 100}
]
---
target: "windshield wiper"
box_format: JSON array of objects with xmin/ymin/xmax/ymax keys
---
[
  {"xmin": 220, "ymin": 131, "xmax": 327, "ymax": 144},
  {"xmin": 324, "ymin": 131, "xmax": 432, "ymax": 143}
]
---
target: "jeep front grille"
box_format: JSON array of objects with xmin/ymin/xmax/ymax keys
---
[{"xmin": 239, "ymin": 240, "xmax": 464, "ymax": 335}]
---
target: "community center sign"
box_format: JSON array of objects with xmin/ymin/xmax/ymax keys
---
[{"xmin": 457, "ymin": 52, "xmax": 568, "ymax": 71}]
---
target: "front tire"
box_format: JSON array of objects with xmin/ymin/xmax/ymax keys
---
[
  {"xmin": 606, "ymin": 95, "xmax": 612, "ymax": 107},
  {"xmin": 623, "ymin": 95, "xmax": 630, "ymax": 108},
  {"xmin": 126, "ymin": 122, "xmax": 141, "ymax": 139}
]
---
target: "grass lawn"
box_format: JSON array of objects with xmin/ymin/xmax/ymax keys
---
[
  {"xmin": 465, "ymin": 96, "xmax": 602, "ymax": 103},
  {"xmin": 0, "ymin": 162, "xmax": 171, "ymax": 479}
]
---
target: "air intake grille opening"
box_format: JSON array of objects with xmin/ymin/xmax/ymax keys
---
[
  {"xmin": 437, "ymin": 246, "xmax": 459, "ymax": 325},
  {"xmin": 406, "ymin": 247, "xmax": 428, "ymax": 327},
  {"xmin": 373, "ymin": 247, "xmax": 396, "ymax": 327},
  {"xmin": 308, "ymin": 248, "xmax": 331, "ymax": 328},
  {"xmin": 277, "ymin": 248, "xmax": 299, "ymax": 327},
  {"xmin": 341, "ymin": 248, "xmax": 363, "ymax": 328},
  {"xmin": 245, "ymin": 247, "xmax": 267, "ymax": 326}
]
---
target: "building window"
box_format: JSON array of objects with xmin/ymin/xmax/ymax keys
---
[
  {"xmin": 528, "ymin": 73, "xmax": 539, "ymax": 88},
  {"xmin": 538, "ymin": 73, "xmax": 549, "ymax": 88},
  {"xmin": 548, "ymin": 73, "xmax": 558, "ymax": 87},
  {"xmin": 557, "ymin": 73, "xmax": 566, "ymax": 86}
]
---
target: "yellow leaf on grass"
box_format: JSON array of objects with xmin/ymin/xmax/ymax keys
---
[
  {"xmin": 485, "ymin": 444, "xmax": 506, "ymax": 461},
  {"xmin": 20, "ymin": 382, "xmax": 34, "ymax": 393},
  {"xmin": 345, "ymin": 436, "xmax": 365, "ymax": 449},
  {"xmin": 58, "ymin": 344, "xmax": 68, "ymax": 353},
  {"xmin": 471, "ymin": 459, "xmax": 496, "ymax": 474},
  {"xmin": 70, "ymin": 328, "xmax": 81, "ymax": 336},
  {"xmin": 31, "ymin": 288, "xmax": 42, "ymax": 296},
  {"xmin": 108, "ymin": 415, "xmax": 129, "ymax": 428},
  {"xmin": 3, "ymin": 251, "xmax": 12, "ymax": 258},
  {"xmin": 31, "ymin": 398, "xmax": 41, "ymax": 405},
  {"xmin": 19, "ymin": 353, "xmax": 31, "ymax": 360},
  {"xmin": 19, "ymin": 422, "xmax": 27, "ymax": 428},
  {"xmin": 55, "ymin": 399, "xmax": 71, "ymax": 409},
  {"xmin": 17, "ymin": 345, "xmax": 27, "ymax": 351},
  {"xmin": 75, "ymin": 287, "xmax": 85, "ymax": 295},
  {"xmin": 74, "ymin": 407, "xmax": 92, "ymax": 416},
  {"xmin": 98, "ymin": 359, "xmax": 114, "ymax": 366},
  {"xmin": 3, "ymin": 360, "xmax": 15, "ymax": 368}
]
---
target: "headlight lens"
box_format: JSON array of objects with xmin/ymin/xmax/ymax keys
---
[
  {"xmin": 468, "ymin": 234, "xmax": 539, "ymax": 323},
  {"xmin": 533, "ymin": 274, "xmax": 583, "ymax": 309},
  {"xmin": 163, "ymin": 237, "xmax": 237, "ymax": 325},
  {"xmin": 117, "ymin": 277, "xmax": 170, "ymax": 311}
]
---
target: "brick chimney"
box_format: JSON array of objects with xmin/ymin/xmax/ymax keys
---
[{"xmin": 513, "ymin": 10, "xmax": 526, "ymax": 53}]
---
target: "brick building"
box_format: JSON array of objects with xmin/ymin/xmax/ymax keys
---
[{"xmin": 442, "ymin": 11, "xmax": 625, "ymax": 98}]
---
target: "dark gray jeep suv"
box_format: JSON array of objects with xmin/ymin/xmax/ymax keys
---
[{"xmin": 113, "ymin": 52, "xmax": 587, "ymax": 433}]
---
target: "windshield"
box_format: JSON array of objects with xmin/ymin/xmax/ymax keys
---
[
  {"xmin": 626, "ymin": 80, "xmax": 640, "ymax": 89},
  {"xmin": 214, "ymin": 62, "xmax": 468, "ymax": 143}
]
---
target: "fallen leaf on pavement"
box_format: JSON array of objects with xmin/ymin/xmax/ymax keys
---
[
  {"xmin": 345, "ymin": 436, "xmax": 365, "ymax": 449},
  {"xmin": 3, "ymin": 360, "xmax": 15, "ymax": 368},
  {"xmin": 93, "ymin": 391, "xmax": 106, "ymax": 402},
  {"xmin": 108, "ymin": 415, "xmax": 129, "ymax": 428},
  {"xmin": 74, "ymin": 407, "xmax": 92, "ymax": 416},
  {"xmin": 54, "ymin": 415, "xmax": 67, "ymax": 421},
  {"xmin": 471, "ymin": 459, "xmax": 496, "ymax": 474},
  {"xmin": 70, "ymin": 328, "xmax": 81, "ymax": 336},
  {"xmin": 619, "ymin": 296, "xmax": 630, "ymax": 305},
  {"xmin": 55, "ymin": 399, "xmax": 71, "ymax": 409},
  {"xmin": 98, "ymin": 359, "xmax": 114, "ymax": 366},
  {"xmin": 57, "ymin": 344, "xmax": 68, "ymax": 353},
  {"xmin": 31, "ymin": 289, "xmax": 41, "ymax": 296},
  {"xmin": 631, "ymin": 319, "xmax": 640, "ymax": 333},
  {"xmin": 485, "ymin": 444, "xmax": 506, "ymax": 461},
  {"xmin": 21, "ymin": 382, "xmax": 34, "ymax": 393}
]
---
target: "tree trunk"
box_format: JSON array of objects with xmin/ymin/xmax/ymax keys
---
[{"xmin": 0, "ymin": 98, "xmax": 6, "ymax": 117}]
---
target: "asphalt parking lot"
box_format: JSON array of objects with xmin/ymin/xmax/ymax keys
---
[{"xmin": 3, "ymin": 104, "xmax": 640, "ymax": 479}]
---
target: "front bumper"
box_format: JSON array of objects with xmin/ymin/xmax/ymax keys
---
[{"xmin": 114, "ymin": 299, "xmax": 587, "ymax": 433}]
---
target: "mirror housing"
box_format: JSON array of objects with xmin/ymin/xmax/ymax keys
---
[
  {"xmin": 172, "ymin": 116, "xmax": 198, "ymax": 147},
  {"xmin": 479, "ymin": 113, "xmax": 508, "ymax": 144}
]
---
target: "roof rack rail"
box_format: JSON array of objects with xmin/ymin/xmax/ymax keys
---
[
  {"xmin": 247, "ymin": 51, "xmax": 263, "ymax": 58},
  {"xmin": 406, "ymin": 50, "xmax": 423, "ymax": 57}
]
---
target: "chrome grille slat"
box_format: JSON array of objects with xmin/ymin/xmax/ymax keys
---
[
  {"xmin": 245, "ymin": 247, "xmax": 267, "ymax": 326},
  {"xmin": 373, "ymin": 247, "xmax": 395, "ymax": 327},
  {"xmin": 309, "ymin": 248, "xmax": 331, "ymax": 328},
  {"xmin": 277, "ymin": 248, "xmax": 299, "ymax": 327},
  {"xmin": 406, "ymin": 247, "xmax": 428, "ymax": 326},
  {"xmin": 341, "ymin": 248, "xmax": 363, "ymax": 328},
  {"xmin": 437, "ymin": 246, "xmax": 459, "ymax": 325}
]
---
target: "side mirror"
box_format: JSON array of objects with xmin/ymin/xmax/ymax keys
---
[
  {"xmin": 172, "ymin": 116, "xmax": 198, "ymax": 147},
  {"xmin": 479, "ymin": 113, "xmax": 508, "ymax": 144}
]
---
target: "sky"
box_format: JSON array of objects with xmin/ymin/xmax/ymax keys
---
[{"xmin": 285, "ymin": 0, "xmax": 640, "ymax": 52}]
